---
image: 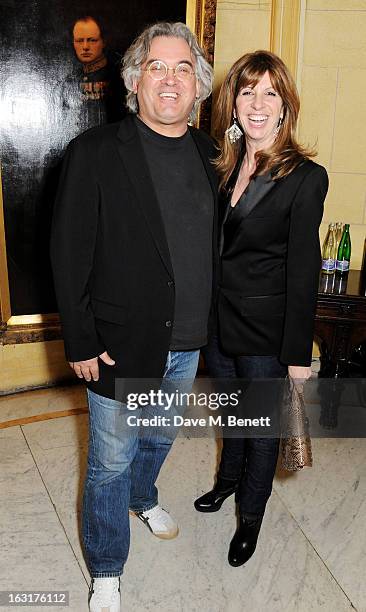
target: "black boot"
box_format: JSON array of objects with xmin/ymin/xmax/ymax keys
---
[
  {"xmin": 228, "ymin": 513, "xmax": 263, "ymax": 567},
  {"xmin": 194, "ymin": 477, "xmax": 238, "ymax": 513}
]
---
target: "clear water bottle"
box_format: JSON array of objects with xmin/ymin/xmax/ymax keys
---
[{"xmin": 322, "ymin": 223, "xmax": 336, "ymax": 274}]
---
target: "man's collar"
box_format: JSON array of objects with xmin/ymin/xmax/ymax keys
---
[{"xmin": 82, "ymin": 55, "xmax": 107, "ymax": 74}]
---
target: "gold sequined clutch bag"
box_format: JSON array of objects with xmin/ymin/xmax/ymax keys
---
[{"xmin": 280, "ymin": 377, "xmax": 313, "ymax": 471}]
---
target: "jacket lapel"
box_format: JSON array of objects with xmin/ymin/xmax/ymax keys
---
[
  {"xmin": 219, "ymin": 175, "xmax": 276, "ymax": 255},
  {"xmin": 189, "ymin": 127, "xmax": 218, "ymax": 201},
  {"xmin": 189, "ymin": 127, "xmax": 219, "ymax": 271},
  {"xmin": 239, "ymin": 175, "xmax": 276, "ymax": 219},
  {"xmin": 115, "ymin": 116, "xmax": 174, "ymax": 278}
]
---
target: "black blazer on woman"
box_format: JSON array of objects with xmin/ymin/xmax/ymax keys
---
[{"xmin": 217, "ymin": 159, "xmax": 328, "ymax": 366}]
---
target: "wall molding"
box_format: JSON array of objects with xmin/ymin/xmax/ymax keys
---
[{"xmin": 270, "ymin": 0, "xmax": 303, "ymax": 82}]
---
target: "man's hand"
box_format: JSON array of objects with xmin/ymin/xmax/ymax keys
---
[
  {"xmin": 288, "ymin": 365, "xmax": 312, "ymax": 383},
  {"xmin": 69, "ymin": 351, "xmax": 115, "ymax": 382}
]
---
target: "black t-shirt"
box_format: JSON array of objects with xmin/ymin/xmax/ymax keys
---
[{"xmin": 135, "ymin": 116, "xmax": 213, "ymax": 350}]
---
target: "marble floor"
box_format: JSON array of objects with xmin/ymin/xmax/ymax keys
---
[{"xmin": 0, "ymin": 384, "xmax": 365, "ymax": 612}]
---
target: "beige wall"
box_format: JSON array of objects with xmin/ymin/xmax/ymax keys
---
[
  {"xmin": 0, "ymin": 341, "xmax": 72, "ymax": 394},
  {"xmin": 214, "ymin": 0, "xmax": 366, "ymax": 268},
  {"xmin": 213, "ymin": 0, "xmax": 272, "ymax": 96},
  {"xmin": 298, "ymin": 0, "xmax": 366, "ymax": 268}
]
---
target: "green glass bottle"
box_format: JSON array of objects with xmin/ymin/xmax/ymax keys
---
[
  {"xmin": 336, "ymin": 224, "xmax": 351, "ymax": 274},
  {"xmin": 335, "ymin": 222, "xmax": 343, "ymax": 254}
]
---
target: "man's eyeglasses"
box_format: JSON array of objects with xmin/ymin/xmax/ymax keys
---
[{"xmin": 143, "ymin": 60, "xmax": 196, "ymax": 81}]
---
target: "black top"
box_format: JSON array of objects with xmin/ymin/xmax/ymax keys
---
[{"xmin": 135, "ymin": 116, "xmax": 213, "ymax": 350}]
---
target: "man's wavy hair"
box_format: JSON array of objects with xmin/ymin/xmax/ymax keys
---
[
  {"xmin": 70, "ymin": 15, "xmax": 107, "ymax": 43},
  {"xmin": 122, "ymin": 22, "xmax": 213, "ymax": 123},
  {"xmin": 215, "ymin": 50, "xmax": 315, "ymax": 190}
]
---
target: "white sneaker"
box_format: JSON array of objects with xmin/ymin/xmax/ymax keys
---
[
  {"xmin": 89, "ymin": 577, "xmax": 121, "ymax": 612},
  {"xmin": 135, "ymin": 504, "xmax": 179, "ymax": 539}
]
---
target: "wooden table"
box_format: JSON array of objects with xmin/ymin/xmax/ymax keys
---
[{"xmin": 315, "ymin": 269, "xmax": 366, "ymax": 377}]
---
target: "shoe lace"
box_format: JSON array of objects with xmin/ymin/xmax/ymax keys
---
[{"xmin": 146, "ymin": 505, "xmax": 167, "ymax": 523}]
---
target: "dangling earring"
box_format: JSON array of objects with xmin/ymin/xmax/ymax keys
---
[
  {"xmin": 225, "ymin": 118, "xmax": 243, "ymax": 144},
  {"xmin": 274, "ymin": 116, "xmax": 283, "ymax": 136}
]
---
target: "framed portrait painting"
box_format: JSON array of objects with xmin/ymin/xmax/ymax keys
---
[{"xmin": 0, "ymin": 0, "xmax": 217, "ymax": 344}]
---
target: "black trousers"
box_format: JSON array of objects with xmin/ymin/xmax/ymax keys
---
[{"xmin": 202, "ymin": 333, "xmax": 287, "ymax": 516}]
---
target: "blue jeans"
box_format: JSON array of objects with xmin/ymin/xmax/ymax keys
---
[
  {"xmin": 202, "ymin": 334, "xmax": 287, "ymax": 516},
  {"xmin": 82, "ymin": 349, "xmax": 200, "ymax": 577}
]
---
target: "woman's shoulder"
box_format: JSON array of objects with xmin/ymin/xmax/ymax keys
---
[
  {"xmin": 278, "ymin": 158, "xmax": 328, "ymax": 192},
  {"xmin": 283, "ymin": 158, "xmax": 329, "ymax": 211},
  {"xmin": 291, "ymin": 158, "xmax": 328, "ymax": 180}
]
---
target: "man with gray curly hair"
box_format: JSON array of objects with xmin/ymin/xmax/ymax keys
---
[
  {"xmin": 51, "ymin": 20, "xmax": 217, "ymax": 612},
  {"xmin": 122, "ymin": 21, "xmax": 213, "ymax": 123}
]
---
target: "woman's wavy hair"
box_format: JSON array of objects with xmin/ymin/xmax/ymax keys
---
[
  {"xmin": 122, "ymin": 22, "xmax": 213, "ymax": 123},
  {"xmin": 214, "ymin": 50, "xmax": 315, "ymax": 190}
]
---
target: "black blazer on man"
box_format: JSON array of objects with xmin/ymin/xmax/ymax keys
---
[
  {"xmin": 217, "ymin": 160, "xmax": 328, "ymax": 366},
  {"xmin": 50, "ymin": 115, "xmax": 218, "ymax": 399}
]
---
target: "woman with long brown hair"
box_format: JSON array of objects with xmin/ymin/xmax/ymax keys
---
[{"xmin": 194, "ymin": 50, "xmax": 328, "ymax": 567}]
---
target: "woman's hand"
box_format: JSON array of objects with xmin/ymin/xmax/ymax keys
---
[{"xmin": 288, "ymin": 365, "xmax": 312, "ymax": 382}]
